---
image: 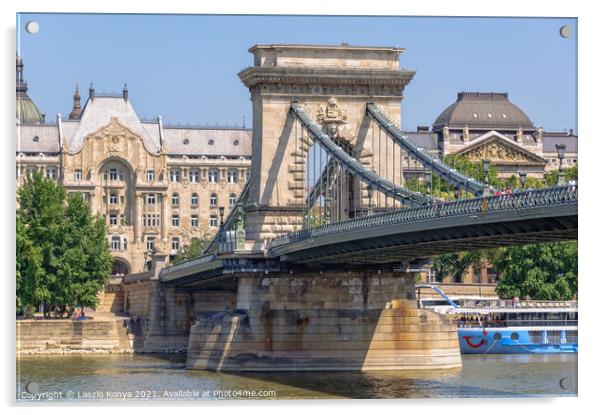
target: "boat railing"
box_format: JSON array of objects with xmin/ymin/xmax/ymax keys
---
[{"xmin": 459, "ymin": 299, "xmax": 577, "ymax": 309}]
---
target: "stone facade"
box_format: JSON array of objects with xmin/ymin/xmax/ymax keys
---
[
  {"xmin": 239, "ymin": 45, "xmax": 414, "ymax": 243},
  {"xmin": 16, "ymin": 59, "xmax": 252, "ymax": 275},
  {"xmin": 410, "ymin": 92, "xmax": 577, "ymax": 179},
  {"xmin": 187, "ymin": 272, "xmax": 461, "ymax": 371}
]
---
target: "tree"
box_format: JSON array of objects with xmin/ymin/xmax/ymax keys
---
[
  {"xmin": 172, "ymin": 238, "xmax": 211, "ymax": 265},
  {"xmin": 431, "ymin": 251, "xmax": 483, "ymax": 283},
  {"xmin": 493, "ymin": 241, "xmax": 577, "ymax": 300},
  {"xmin": 16, "ymin": 217, "xmax": 46, "ymax": 314},
  {"xmin": 16, "ymin": 172, "xmax": 113, "ymax": 315}
]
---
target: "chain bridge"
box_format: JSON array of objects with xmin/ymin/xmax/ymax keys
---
[{"xmin": 128, "ymin": 44, "xmax": 578, "ymax": 372}]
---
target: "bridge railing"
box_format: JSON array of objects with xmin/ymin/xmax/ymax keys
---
[{"xmin": 269, "ymin": 185, "xmax": 577, "ymax": 249}]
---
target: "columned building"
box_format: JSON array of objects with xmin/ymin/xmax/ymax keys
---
[
  {"xmin": 16, "ymin": 56, "xmax": 252, "ymax": 276},
  {"xmin": 405, "ymin": 92, "xmax": 577, "ymax": 180}
]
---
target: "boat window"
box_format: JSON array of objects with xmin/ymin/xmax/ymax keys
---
[
  {"xmin": 493, "ymin": 333, "xmax": 501, "ymax": 340},
  {"xmin": 511, "ymin": 333, "xmax": 519, "ymax": 341}
]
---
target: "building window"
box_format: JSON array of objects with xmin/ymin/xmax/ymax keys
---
[
  {"xmin": 107, "ymin": 168, "xmax": 123, "ymax": 181},
  {"xmin": 170, "ymin": 168, "xmax": 181, "ymax": 183},
  {"xmin": 146, "ymin": 169, "xmax": 155, "ymax": 182},
  {"xmin": 74, "ymin": 169, "xmax": 82, "ymax": 181},
  {"xmin": 172, "ymin": 192, "xmax": 179, "ymax": 207},
  {"xmin": 172, "ymin": 215, "xmax": 180, "ymax": 227},
  {"xmin": 45, "ymin": 167, "xmax": 57, "ymax": 180},
  {"xmin": 191, "ymin": 215, "xmax": 198, "ymax": 227},
  {"xmin": 146, "ymin": 236, "xmax": 155, "ymax": 252},
  {"xmin": 109, "ymin": 214, "xmax": 117, "ymax": 225},
  {"xmin": 171, "ymin": 237, "xmax": 180, "ymax": 252},
  {"xmin": 191, "ymin": 193, "xmax": 199, "ymax": 208},
  {"xmin": 209, "ymin": 215, "xmax": 218, "ymax": 228},
  {"xmin": 208, "ymin": 169, "xmax": 219, "ymax": 183},
  {"xmin": 109, "ymin": 193, "xmax": 118, "ymax": 205},
  {"xmin": 27, "ymin": 166, "xmax": 37, "ymax": 178},
  {"xmin": 227, "ymin": 169, "xmax": 238, "ymax": 184},
  {"xmin": 111, "ymin": 236, "xmax": 121, "ymax": 251},
  {"xmin": 146, "ymin": 193, "xmax": 156, "ymax": 205},
  {"xmin": 245, "ymin": 170, "xmax": 250, "ymax": 181},
  {"xmin": 229, "ymin": 193, "xmax": 237, "ymax": 207},
  {"xmin": 143, "ymin": 214, "xmax": 160, "ymax": 227},
  {"xmin": 189, "ymin": 169, "xmax": 200, "ymax": 183},
  {"xmin": 210, "ymin": 193, "xmax": 218, "ymax": 207}
]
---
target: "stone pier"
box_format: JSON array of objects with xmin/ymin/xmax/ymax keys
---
[{"xmin": 186, "ymin": 272, "xmax": 461, "ymax": 371}]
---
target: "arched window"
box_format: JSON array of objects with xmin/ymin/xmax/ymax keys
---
[
  {"xmin": 229, "ymin": 193, "xmax": 237, "ymax": 207},
  {"xmin": 191, "ymin": 193, "xmax": 199, "ymax": 208},
  {"xmin": 172, "ymin": 192, "xmax": 179, "ymax": 207},
  {"xmin": 210, "ymin": 193, "xmax": 218, "ymax": 207}
]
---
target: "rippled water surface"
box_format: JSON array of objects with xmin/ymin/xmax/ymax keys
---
[{"xmin": 16, "ymin": 353, "xmax": 577, "ymax": 401}]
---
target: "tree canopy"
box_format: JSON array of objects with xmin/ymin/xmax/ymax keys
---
[
  {"xmin": 172, "ymin": 238, "xmax": 212, "ymax": 265},
  {"xmin": 16, "ymin": 172, "xmax": 113, "ymax": 315},
  {"xmin": 493, "ymin": 242, "xmax": 577, "ymax": 300}
]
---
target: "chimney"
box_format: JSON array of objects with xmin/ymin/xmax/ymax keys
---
[
  {"xmin": 417, "ymin": 125, "xmax": 429, "ymax": 132},
  {"xmin": 123, "ymin": 83, "xmax": 128, "ymax": 101},
  {"xmin": 89, "ymin": 82, "xmax": 95, "ymax": 100}
]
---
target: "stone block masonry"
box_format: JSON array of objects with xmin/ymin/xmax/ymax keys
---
[
  {"xmin": 16, "ymin": 320, "xmax": 132, "ymax": 355},
  {"xmin": 187, "ymin": 271, "xmax": 461, "ymax": 371}
]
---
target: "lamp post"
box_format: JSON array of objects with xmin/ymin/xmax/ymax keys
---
[
  {"xmin": 519, "ymin": 171, "xmax": 527, "ymax": 191},
  {"xmin": 218, "ymin": 206, "xmax": 226, "ymax": 249},
  {"xmin": 556, "ymin": 143, "xmax": 566, "ymax": 186},
  {"xmin": 482, "ymin": 159, "xmax": 491, "ymax": 196}
]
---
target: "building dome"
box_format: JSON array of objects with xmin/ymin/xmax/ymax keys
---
[
  {"xmin": 16, "ymin": 54, "xmax": 44, "ymax": 124},
  {"xmin": 433, "ymin": 92, "xmax": 534, "ymax": 131}
]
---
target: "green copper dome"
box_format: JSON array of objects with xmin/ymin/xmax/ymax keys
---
[
  {"xmin": 17, "ymin": 94, "xmax": 44, "ymax": 124},
  {"xmin": 16, "ymin": 54, "xmax": 44, "ymax": 124}
]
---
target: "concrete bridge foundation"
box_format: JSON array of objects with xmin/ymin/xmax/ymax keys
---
[{"xmin": 186, "ymin": 271, "xmax": 461, "ymax": 371}]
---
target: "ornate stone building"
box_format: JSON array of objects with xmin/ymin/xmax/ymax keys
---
[
  {"xmin": 16, "ymin": 57, "xmax": 251, "ymax": 276},
  {"xmin": 405, "ymin": 92, "xmax": 578, "ymax": 179},
  {"xmin": 16, "ymin": 50, "xmax": 577, "ymax": 281}
]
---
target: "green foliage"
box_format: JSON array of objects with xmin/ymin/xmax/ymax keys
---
[
  {"xmin": 16, "ymin": 217, "xmax": 46, "ymax": 312},
  {"xmin": 405, "ymin": 155, "xmax": 500, "ymax": 200},
  {"xmin": 172, "ymin": 238, "xmax": 212, "ymax": 265},
  {"xmin": 493, "ymin": 241, "xmax": 577, "ymax": 300},
  {"xmin": 431, "ymin": 251, "xmax": 483, "ymax": 283},
  {"xmin": 304, "ymin": 207, "xmax": 326, "ymax": 228},
  {"xmin": 544, "ymin": 165, "xmax": 578, "ymax": 187},
  {"xmin": 16, "ymin": 172, "xmax": 113, "ymax": 314}
]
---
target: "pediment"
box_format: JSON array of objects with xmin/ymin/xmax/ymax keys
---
[
  {"xmin": 455, "ymin": 131, "xmax": 546, "ymax": 165},
  {"xmin": 74, "ymin": 117, "xmax": 160, "ymax": 156}
]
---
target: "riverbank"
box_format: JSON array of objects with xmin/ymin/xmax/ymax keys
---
[{"xmin": 16, "ymin": 316, "xmax": 133, "ymax": 355}]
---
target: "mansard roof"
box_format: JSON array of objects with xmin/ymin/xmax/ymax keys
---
[
  {"xmin": 17, "ymin": 124, "xmax": 59, "ymax": 153},
  {"xmin": 542, "ymin": 133, "xmax": 578, "ymax": 154},
  {"xmin": 66, "ymin": 96, "xmax": 161, "ymax": 154},
  {"xmin": 161, "ymin": 126, "xmax": 251, "ymax": 157}
]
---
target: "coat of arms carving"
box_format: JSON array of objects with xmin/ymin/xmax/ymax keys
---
[{"xmin": 317, "ymin": 97, "xmax": 348, "ymax": 141}]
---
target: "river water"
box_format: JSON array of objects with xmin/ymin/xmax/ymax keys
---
[{"xmin": 16, "ymin": 353, "xmax": 577, "ymax": 401}]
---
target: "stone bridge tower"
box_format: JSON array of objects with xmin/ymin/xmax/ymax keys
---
[{"xmin": 239, "ymin": 44, "xmax": 416, "ymax": 245}]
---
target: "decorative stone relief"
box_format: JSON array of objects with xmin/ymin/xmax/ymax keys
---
[
  {"xmin": 464, "ymin": 142, "xmax": 532, "ymax": 162},
  {"xmin": 317, "ymin": 98, "xmax": 348, "ymax": 141}
]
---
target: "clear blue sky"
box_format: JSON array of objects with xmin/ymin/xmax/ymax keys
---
[{"xmin": 17, "ymin": 14, "xmax": 577, "ymax": 132}]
